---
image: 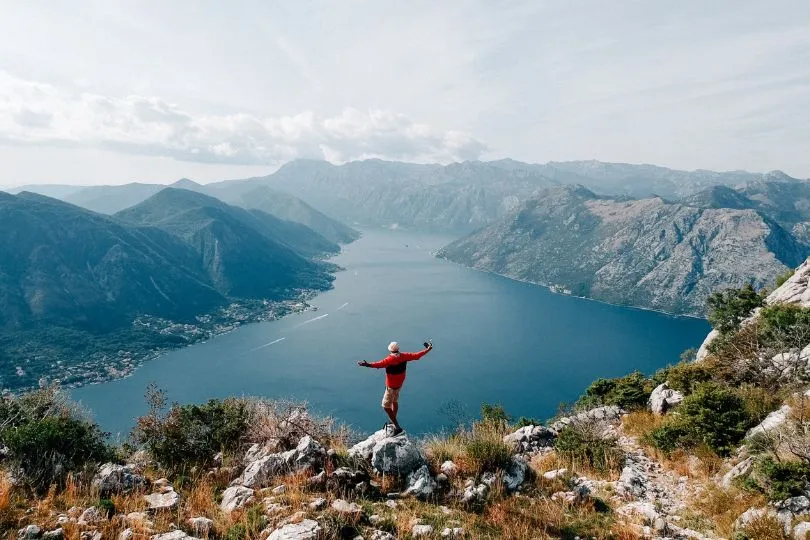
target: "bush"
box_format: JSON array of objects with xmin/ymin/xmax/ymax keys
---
[
  {"xmin": 752, "ymin": 457, "xmax": 810, "ymax": 501},
  {"xmin": 132, "ymin": 385, "xmax": 249, "ymax": 474},
  {"xmin": 647, "ymin": 422, "xmax": 692, "ymax": 454},
  {"xmin": 648, "ymin": 384, "xmax": 751, "ymax": 456},
  {"xmin": 664, "ymin": 361, "xmax": 716, "ymax": 395},
  {"xmin": 0, "ymin": 387, "xmax": 112, "ymax": 493},
  {"xmin": 757, "ymin": 304, "xmax": 810, "ymax": 350},
  {"xmin": 577, "ymin": 372, "xmax": 651, "ymax": 410},
  {"xmin": 480, "ymin": 403, "xmax": 511, "ymax": 425},
  {"xmin": 554, "ymin": 425, "xmax": 622, "ymax": 474},
  {"xmin": 775, "ymin": 269, "xmax": 795, "ymax": 288},
  {"xmin": 707, "ymin": 284, "xmax": 765, "ymax": 334},
  {"xmin": 98, "ymin": 499, "xmax": 116, "ymax": 519}
]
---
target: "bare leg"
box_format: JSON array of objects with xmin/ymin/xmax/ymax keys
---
[{"xmin": 383, "ymin": 406, "xmax": 401, "ymax": 430}]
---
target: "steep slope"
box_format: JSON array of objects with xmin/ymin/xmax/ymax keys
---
[
  {"xmin": 206, "ymin": 184, "xmax": 360, "ymax": 244},
  {"xmin": 115, "ymin": 189, "xmax": 335, "ymax": 298},
  {"xmin": 682, "ymin": 184, "xmax": 758, "ymax": 210},
  {"xmin": 437, "ymin": 186, "xmax": 810, "ymax": 316},
  {"xmin": 0, "ymin": 192, "xmax": 225, "ymax": 332}
]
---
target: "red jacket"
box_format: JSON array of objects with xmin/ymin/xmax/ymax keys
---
[{"xmin": 368, "ymin": 348, "xmax": 430, "ymax": 389}]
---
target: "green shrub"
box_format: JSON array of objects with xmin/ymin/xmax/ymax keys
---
[
  {"xmin": 648, "ymin": 384, "xmax": 751, "ymax": 456},
  {"xmin": 0, "ymin": 388, "xmax": 112, "ymax": 494},
  {"xmin": 98, "ymin": 499, "xmax": 116, "ymax": 519},
  {"xmin": 132, "ymin": 385, "xmax": 249, "ymax": 474},
  {"xmin": 554, "ymin": 426, "xmax": 622, "ymax": 473},
  {"xmin": 647, "ymin": 422, "xmax": 692, "ymax": 454},
  {"xmin": 664, "ymin": 361, "xmax": 716, "ymax": 394},
  {"xmin": 515, "ymin": 416, "xmax": 543, "ymax": 428},
  {"xmin": 480, "ymin": 403, "xmax": 511, "ymax": 425},
  {"xmin": 752, "ymin": 457, "xmax": 810, "ymax": 501},
  {"xmin": 775, "ymin": 269, "xmax": 795, "ymax": 288},
  {"xmin": 707, "ymin": 284, "xmax": 765, "ymax": 334},
  {"xmin": 577, "ymin": 372, "xmax": 651, "ymax": 410},
  {"xmin": 757, "ymin": 304, "xmax": 810, "ymax": 350}
]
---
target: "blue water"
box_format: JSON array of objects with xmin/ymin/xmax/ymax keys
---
[{"xmin": 72, "ymin": 228, "xmax": 710, "ymax": 440}]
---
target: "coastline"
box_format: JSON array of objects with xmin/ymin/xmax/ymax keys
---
[{"xmin": 433, "ymin": 254, "xmax": 708, "ymax": 321}]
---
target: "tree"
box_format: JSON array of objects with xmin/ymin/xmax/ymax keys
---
[{"xmin": 706, "ymin": 284, "xmax": 764, "ymax": 334}]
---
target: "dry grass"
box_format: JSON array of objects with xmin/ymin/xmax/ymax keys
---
[
  {"xmin": 695, "ymin": 484, "xmax": 767, "ymax": 537},
  {"xmin": 423, "ymin": 421, "xmax": 512, "ymax": 478},
  {"xmin": 621, "ymin": 411, "xmax": 664, "ymax": 439},
  {"xmin": 740, "ymin": 514, "xmax": 788, "ymax": 540}
]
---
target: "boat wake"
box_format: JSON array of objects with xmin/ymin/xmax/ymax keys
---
[{"xmin": 249, "ymin": 337, "xmax": 286, "ymax": 352}]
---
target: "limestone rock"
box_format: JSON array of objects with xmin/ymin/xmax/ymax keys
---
[
  {"xmin": 42, "ymin": 529, "xmax": 63, "ymax": 540},
  {"xmin": 794, "ymin": 521, "xmax": 810, "ymax": 539},
  {"xmin": 78, "ymin": 507, "xmax": 102, "ymax": 525},
  {"xmin": 617, "ymin": 458, "xmax": 648, "ymax": 499},
  {"xmin": 552, "ymin": 406, "xmax": 623, "ymax": 436},
  {"xmin": 331, "ymin": 499, "xmax": 363, "ymax": 518},
  {"xmin": 266, "ymin": 519, "xmax": 322, "ymax": 540},
  {"xmin": 369, "ymin": 531, "xmax": 396, "ymax": 540},
  {"xmin": 441, "ymin": 528, "xmax": 464, "ymax": 538},
  {"xmin": 460, "ymin": 482, "xmax": 488, "ymax": 506},
  {"xmin": 440, "ymin": 461, "xmax": 458, "ymax": 477},
  {"xmin": 503, "ymin": 424, "xmax": 556, "ymax": 453},
  {"xmin": 747, "ymin": 405, "xmax": 792, "ymax": 438},
  {"xmin": 18, "ymin": 525, "xmax": 41, "ymax": 540},
  {"xmin": 542, "ymin": 468, "xmax": 568, "ymax": 480},
  {"xmin": 92, "ymin": 463, "xmax": 148, "ymax": 497},
  {"xmin": 220, "ymin": 485, "xmax": 255, "ymax": 513},
  {"xmin": 308, "ymin": 497, "xmax": 327, "ymax": 510},
  {"xmin": 720, "ymin": 457, "xmax": 754, "ymax": 489},
  {"xmin": 502, "ymin": 456, "xmax": 529, "ymax": 492},
  {"xmin": 734, "ymin": 507, "xmax": 779, "ymax": 531},
  {"xmin": 767, "ymin": 260, "xmax": 810, "ymax": 307},
  {"xmin": 236, "ymin": 435, "xmax": 326, "ymax": 488},
  {"xmin": 412, "ymin": 524, "xmax": 434, "ymax": 537},
  {"xmin": 648, "ymin": 382, "xmax": 684, "ymax": 415},
  {"xmin": 118, "ymin": 530, "xmax": 134, "ymax": 540},
  {"xmin": 150, "ymin": 532, "xmax": 201, "ymax": 540},
  {"xmin": 145, "ymin": 488, "xmax": 180, "ymax": 510},
  {"xmin": 695, "ymin": 329, "xmax": 719, "ymax": 362},
  {"xmin": 404, "ymin": 465, "xmax": 437, "ymax": 499},
  {"xmin": 187, "ymin": 517, "xmax": 213, "ymax": 536},
  {"xmin": 348, "ymin": 429, "xmax": 425, "ymax": 476}
]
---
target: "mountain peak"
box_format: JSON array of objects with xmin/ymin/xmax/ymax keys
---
[{"xmin": 171, "ymin": 178, "xmax": 202, "ymax": 189}]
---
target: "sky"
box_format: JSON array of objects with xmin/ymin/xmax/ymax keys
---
[{"xmin": 1, "ymin": 0, "xmax": 809, "ymax": 187}]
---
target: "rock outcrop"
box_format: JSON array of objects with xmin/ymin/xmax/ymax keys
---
[
  {"xmin": 648, "ymin": 383, "xmax": 684, "ymax": 415},
  {"xmin": 503, "ymin": 424, "xmax": 556, "ymax": 453},
  {"xmin": 348, "ymin": 429, "xmax": 425, "ymax": 476}
]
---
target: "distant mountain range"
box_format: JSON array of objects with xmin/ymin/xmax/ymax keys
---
[
  {"xmin": 437, "ymin": 185, "xmax": 810, "ymax": 317},
  {"xmin": 11, "ymin": 159, "xmax": 805, "ymax": 235}
]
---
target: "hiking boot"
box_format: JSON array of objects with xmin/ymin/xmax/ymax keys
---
[{"xmin": 391, "ymin": 426, "xmax": 404, "ymax": 436}]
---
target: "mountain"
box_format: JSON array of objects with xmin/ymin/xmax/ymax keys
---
[
  {"xmin": 11, "ymin": 180, "xmax": 360, "ymax": 245},
  {"xmin": 0, "ymin": 191, "xmax": 225, "ymax": 333},
  {"xmin": 213, "ymin": 159, "xmax": 804, "ymax": 233},
  {"xmin": 205, "ymin": 184, "xmax": 360, "ymax": 244},
  {"xmin": 115, "ymin": 188, "xmax": 335, "ymax": 298},
  {"xmin": 436, "ymin": 185, "xmax": 810, "ymax": 316},
  {"xmin": 5, "ymin": 184, "xmax": 87, "ymax": 199},
  {"xmin": 64, "ymin": 183, "xmax": 165, "ymax": 214}
]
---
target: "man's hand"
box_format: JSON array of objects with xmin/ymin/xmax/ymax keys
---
[
  {"xmin": 357, "ymin": 360, "xmax": 370, "ymax": 367},
  {"xmin": 424, "ymin": 341, "xmax": 433, "ymax": 351}
]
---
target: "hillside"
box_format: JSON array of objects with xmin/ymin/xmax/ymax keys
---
[
  {"xmin": 0, "ymin": 191, "xmax": 337, "ymax": 391},
  {"xmin": 115, "ymin": 188, "xmax": 336, "ymax": 299},
  {"xmin": 437, "ymin": 185, "xmax": 809, "ymax": 316},
  {"xmin": 206, "ymin": 184, "xmax": 360, "ymax": 244},
  {"xmin": 6, "ymin": 265, "xmax": 810, "ymax": 539},
  {"xmin": 0, "ymin": 191, "xmax": 224, "ymax": 332}
]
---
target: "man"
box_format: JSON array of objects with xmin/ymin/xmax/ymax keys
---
[{"xmin": 358, "ymin": 340, "xmax": 433, "ymax": 435}]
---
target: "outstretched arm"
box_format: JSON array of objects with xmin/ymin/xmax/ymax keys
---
[
  {"xmin": 358, "ymin": 356, "xmax": 396, "ymax": 368},
  {"xmin": 403, "ymin": 345, "xmax": 432, "ymax": 362}
]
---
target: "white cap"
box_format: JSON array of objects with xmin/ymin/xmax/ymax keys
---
[{"xmin": 388, "ymin": 341, "xmax": 400, "ymax": 353}]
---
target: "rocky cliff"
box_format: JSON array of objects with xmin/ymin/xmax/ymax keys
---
[{"xmin": 437, "ymin": 185, "xmax": 809, "ymax": 316}]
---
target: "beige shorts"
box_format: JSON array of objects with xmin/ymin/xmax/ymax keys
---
[{"xmin": 381, "ymin": 386, "xmax": 401, "ymax": 408}]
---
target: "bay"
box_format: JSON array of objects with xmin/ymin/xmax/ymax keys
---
[{"xmin": 72, "ymin": 228, "xmax": 710, "ymax": 440}]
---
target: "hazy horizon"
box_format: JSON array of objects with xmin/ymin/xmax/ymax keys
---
[
  {"xmin": 3, "ymin": 156, "xmax": 806, "ymax": 191},
  {"xmin": 2, "ymin": 1, "xmax": 809, "ymax": 186}
]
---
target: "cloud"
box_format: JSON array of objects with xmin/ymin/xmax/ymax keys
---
[{"xmin": 0, "ymin": 71, "xmax": 486, "ymax": 165}]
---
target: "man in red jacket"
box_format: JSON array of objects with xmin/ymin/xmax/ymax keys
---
[{"xmin": 358, "ymin": 340, "xmax": 433, "ymax": 435}]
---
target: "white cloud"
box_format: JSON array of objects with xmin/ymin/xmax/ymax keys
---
[{"xmin": 0, "ymin": 71, "xmax": 486, "ymax": 166}]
